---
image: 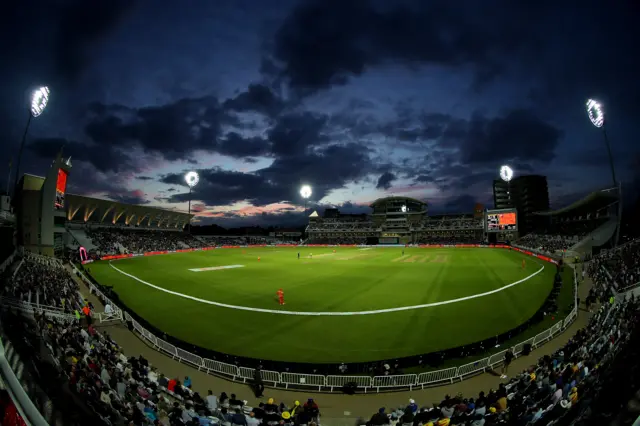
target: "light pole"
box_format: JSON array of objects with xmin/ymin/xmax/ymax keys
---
[
  {"xmin": 300, "ymin": 185, "xmax": 312, "ymax": 239},
  {"xmin": 586, "ymin": 99, "xmax": 616, "ymax": 187},
  {"xmin": 185, "ymin": 171, "xmax": 199, "ymax": 233},
  {"xmin": 13, "ymin": 86, "xmax": 50, "ymax": 196},
  {"xmin": 300, "ymin": 185, "xmax": 312, "ymax": 216},
  {"xmin": 499, "ymin": 165, "xmax": 514, "ymax": 207}
]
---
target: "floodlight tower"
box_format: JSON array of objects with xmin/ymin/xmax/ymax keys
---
[
  {"xmin": 499, "ymin": 165, "xmax": 514, "ymax": 207},
  {"xmin": 185, "ymin": 171, "xmax": 199, "ymax": 233},
  {"xmin": 13, "ymin": 86, "xmax": 50, "ymax": 196},
  {"xmin": 300, "ymin": 184, "xmax": 312, "ymax": 217},
  {"xmin": 586, "ymin": 99, "xmax": 617, "ymax": 187}
]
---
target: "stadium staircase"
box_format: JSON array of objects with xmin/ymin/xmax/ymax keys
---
[
  {"xmin": 570, "ymin": 217, "xmax": 618, "ymax": 252},
  {"xmin": 67, "ymin": 228, "xmax": 96, "ymax": 251}
]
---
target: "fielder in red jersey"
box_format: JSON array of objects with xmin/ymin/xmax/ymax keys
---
[{"xmin": 277, "ymin": 288, "xmax": 285, "ymax": 305}]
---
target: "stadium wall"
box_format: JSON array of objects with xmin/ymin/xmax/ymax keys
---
[{"xmin": 70, "ymin": 260, "xmax": 577, "ymax": 393}]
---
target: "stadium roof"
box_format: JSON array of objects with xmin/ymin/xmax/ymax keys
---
[
  {"xmin": 370, "ymin": 196, "xmax": 427, "ymax": 208},
  {"xmin": 66, "ymin": 193, "xmax": 193, "ymax": 228},
  {"xmin": 534, "ymin": 188, "xmax": 619, "ymax": 216}
]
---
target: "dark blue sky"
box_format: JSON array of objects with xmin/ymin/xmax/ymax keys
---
[{"xmin": 2, "ymin": 0, "xmax": 639, "ymax": 226}]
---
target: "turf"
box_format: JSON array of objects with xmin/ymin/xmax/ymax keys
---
[{"xmin": 88, "ymin": 247, "xmax": 557, "ymax": 363}]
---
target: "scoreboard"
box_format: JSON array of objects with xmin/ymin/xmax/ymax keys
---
[{"xmin": 485, "ymin": 208, "xmax": 517, "ymax": 232}]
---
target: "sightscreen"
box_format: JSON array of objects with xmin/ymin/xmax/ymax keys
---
[{"xmin": 379, "ymin": 236, "xmax": 400, "ymax": 244}]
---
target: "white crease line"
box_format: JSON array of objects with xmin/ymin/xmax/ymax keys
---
[{"xmin": 109, "ymin": 262, "xmax": 544, "ymax": 316}]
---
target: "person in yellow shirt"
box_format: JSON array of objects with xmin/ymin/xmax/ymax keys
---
[
  {"xmin": 496, "ymin": 395, "xmax": 507, "ymax": 412},
  {"xmin": 436, "ymin": 417, "xmax": 450, "ymax": 426},
  {"xmin": 569, "ymin": 387, "xmax": 578, "ymax": 403},
  {"xmin": 290, "ymin": 401, "xmax": 301, "ymax": 416}
]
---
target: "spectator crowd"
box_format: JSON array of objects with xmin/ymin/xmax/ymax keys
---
[
  {"xmin": 517, "ymin": 220, "xmax": 609, "ymax": 255},
  {"xmin": 305, "ymin": 236, "xmax": 368, "ymax": 245},
  {"xmin": 1, "ymin": 252, "xmax": 324, "ymax": 425},
  {"xmin": 2, "ymin": 255, "xmax": 83, "ymax": 312},
  {"xmin": 517, "ymin": 233, "xmax": 577, "ymax": 254},
  {"xmin": 87, "ymin": 229, "xmax": 207, "ymax": 255},
  {"xmin": 197, "ymin": 236, "xmax": 271, "ymax": 246},
  {"xmin": 414, "ymin": 234, "xmax": 482, "ymax": 245},
  {"xmin": 588, "ymin": 239, "xmax": 640, "ymax": 291},
  {"xmin": 365, "ymin": 294, "xmax": 638, "ymax": 426}
]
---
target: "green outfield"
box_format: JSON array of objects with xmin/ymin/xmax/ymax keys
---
[{"xmin": 87, "ymin": 247, "xmax": 561, "ymax": 363}]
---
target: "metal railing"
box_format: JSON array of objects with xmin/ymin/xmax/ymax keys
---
[
  {"xmin": 0, "ymin": 297, "xmax": 76, "ymax": 322},
  {"xmin": 69, "ymin": 262, "xmax": 579, "ymax": 393}
]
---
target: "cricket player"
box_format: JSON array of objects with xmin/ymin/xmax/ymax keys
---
[
  {"xmin": 522, "ymin": 259, "xmax": 526, "ymax": 269},
  {"xmin": 277, "ymin": 288, "xmax": 285, "ymax": 305},
  {"xmin": 298, "ymin": 252, "xmax": 300, "ymax": 260}
]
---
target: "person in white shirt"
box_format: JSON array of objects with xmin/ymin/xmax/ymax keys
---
[
  {"xmin": 246, "ymin": 411, "xmax": 260, "ymax": 426},
  {"xmin": 101, "ymin": 367, "xmax": 111, "ymax": 384},
  {"xmin": 207, "ymin": 389, "xmax": 218, "ymax": 412},
  {"xmin": 182, "ymin": 404, "xmax": 198, "ymax": 423},
  {"xmin": 100, "ymin": 389, "xmax": 111, "ymax": 405}
]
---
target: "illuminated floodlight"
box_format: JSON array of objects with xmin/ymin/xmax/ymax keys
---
[
  {"xmin": 401, "ymin": 205, "xmax": 407, "ymax": 213},
  {"xmin": 586, "ymin": 99, "xmax": 604, "ymax": 128},
  {"xmin": 185, "ymin": 171, "xmax": 199, "ymax": 188},
  {"xmin": 500, "ymin": 165, "xmax": 513, "ymax": 182},
  {"xmin": 300, "ymin": 184, "xmax": 312, "ymax": 199},
  {"xmin": 30, "ymin": 86, "xmax": 50, "ymax": 117}
]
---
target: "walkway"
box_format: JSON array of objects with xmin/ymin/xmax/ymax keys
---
[{"xmin": 68, "ymin": 264, "xmax": 592, "ymax": 423}]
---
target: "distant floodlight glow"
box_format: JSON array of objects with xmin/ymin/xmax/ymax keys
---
[
  {"xmin": 30, "ymin": 86, "xmax": 50, "ymax": 117},
  {"xmin": 401, "ymin": 205, "xmax": 407, "ymax": 213},
  {"xmin": 586, "ymin": 99, "xmax": 604, "ymax": 128},
  {"xmin": 500, "ymin": 165, "xmax": 513, "ymax": 182},
  {"xmin": 185, "ymin": 171, "xmax": 199, "ymax": 188},
  {"xmin": 300, "ymin": 185, "xmax": 312, "ymax": 199}
]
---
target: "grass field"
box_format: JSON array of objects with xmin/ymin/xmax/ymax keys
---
[{"xmin": 88, "ymin": 247, "xmax": 559, "ymax": 364}]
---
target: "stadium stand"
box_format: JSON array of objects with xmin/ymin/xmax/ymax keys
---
[
  {"xmin": 518, "ymin": 188, "xmax": 621, "ymax": 257},
  {"xmin": 588, "ymin": 239, "xmax": 640, "ymax": 293},
  {"xmin": 197, "ymin": 235, "xmax": 271, "ymax": 246},
  {"xmin": 517, "ymin": 233, "xmax": 578, "ymax": 254},
  {"xmin": 2, "ymin": 254, "xmax": 82, "ymax": 311},
  {"xmin": 306, "ymin": 236, "xmax": 369, "ymax": 245},
  {"xmin": 306, "ymin": 216, "xmax": 377, "ymax": 245},
  {"xmin": 79, "ymin": 228, "xmax": 206, "ymax": 255},
  {"xmin": 362, "ymin": 293, "xmax": 638, "ymax": 426},
  {"xmin": 2, "ymin": 249, "xmax": 327, "ymax": 425},
  {"xmin": 69, "ymin": 226, "xmax": 277, "ymax": 257},
  {"xmin": 414, "ymin": 234, "xmax": 482, "ymax": 245},
  {"xmin": 306, "ymin": 209, "xmax": 484, "ymax": 245}
]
